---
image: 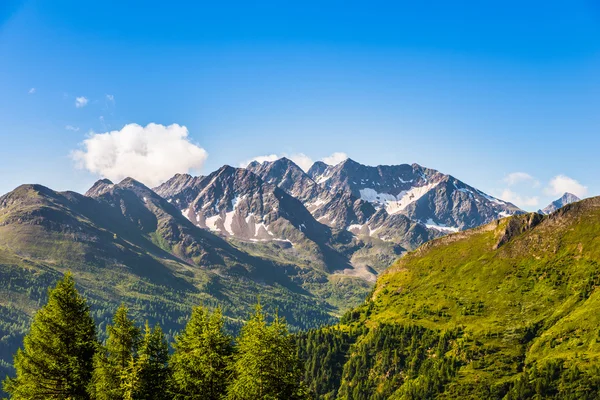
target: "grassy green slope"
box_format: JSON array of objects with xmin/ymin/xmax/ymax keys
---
[
  {"xmin": 0, "ymin": 183, "xmax": 339, "ymax": 379},
  {"xmin": 300, "ymin": 197, "xmax": 600, "ymax": 399}
]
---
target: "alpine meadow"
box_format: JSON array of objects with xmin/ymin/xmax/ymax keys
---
[{"xmin": 1, "ymin": 1, "xmax": 599, "ymax": 399}]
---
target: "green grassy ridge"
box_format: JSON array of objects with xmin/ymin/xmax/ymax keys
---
[{"xmin": 299, "ymin": 197, "xmax": 600, "ymax": 399}]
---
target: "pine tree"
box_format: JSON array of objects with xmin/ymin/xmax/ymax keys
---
[
  {"xmin": 227, "ymin": 304, "xmax": 309, "ymax": 400},
  {"xmin": 124, "ymin": 322, "xmax": 170, "ymax": 400},
  {"xmin": 121, "ymin": 356, "xmax": 141, "ymax": 400},
  {"xmin": 3, "ymin": 272, "xmax": 98, "ymax": 399},
  {"xmin": 169, "ymin": 306, "xmax": 232, "ymax": 400},
  {"xmin": 90, "ymin": 304, "xmax": 140, "ymax": 400}
]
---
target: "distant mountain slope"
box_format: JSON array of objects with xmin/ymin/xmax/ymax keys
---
[
  {"xmin": 299, "ymin": 196, "xmax": 600, "ymax": 399},
  {"xmin": 539, "ymin": 192, "xmax": 580, "ymax": 214},
  {"xmin": 0, "ymin": 180, "xmax": 346, "ymax": 377}
]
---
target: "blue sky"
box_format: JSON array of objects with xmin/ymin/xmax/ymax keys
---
[{"xmin": 0, "ymin": 0, "xmax": 599, "ymax": 210}]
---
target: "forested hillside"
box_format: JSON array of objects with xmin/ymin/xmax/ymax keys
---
[
  {"xmin": 297, "ymin": 196, "xmax": 600, "ymax": 399},
  {"xmin": 3, "ymin": 274, "xmax": 308, "ymax": 399},
  {"xmin": 0, "ymin": 181, "xmax": 339, "ymax": 379}
]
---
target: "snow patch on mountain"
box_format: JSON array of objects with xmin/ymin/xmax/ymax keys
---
[
  {"xmin": 359, "ymin": 183, "xmax": 439, "ymax": 215},
  {"xmin": 386, "ymin": 183, "xmax": 439, "ymax": 214},
  {"xmin": 223, "ymin": 211, "xmax": 235, "ymax": 235},
  {"xmin": 359, "ymin": 188, "xmax": 397, "ymax": 203},
  {"xmin": 423, "ymin": 219, "xmax": 459, "ymax": 233},
  {"xmin": 205, "ymin": 215, "xmax": 221, "ymax": 231}
]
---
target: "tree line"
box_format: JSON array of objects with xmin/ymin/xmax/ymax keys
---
[{"xmin": 3, "ymin": 273, "xmax": 308, "ymax": 399}]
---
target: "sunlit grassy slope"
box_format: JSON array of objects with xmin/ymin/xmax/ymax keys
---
[{"xmin": 300, "ymin": 196, "xmax": 600, "ymax": 399}]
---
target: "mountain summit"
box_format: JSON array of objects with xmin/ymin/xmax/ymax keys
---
[{"xmin": 539, "ymin": 192, "xmax": 581, "ymax": 214}]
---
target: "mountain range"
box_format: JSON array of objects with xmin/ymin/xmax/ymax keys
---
[
  {"xmin": 157, "ymin": 158, "xmax": 523, "ymax": 269},
  {"xmin": 0, "ymin": 157, "xmax": 532, "ymax": 377}
]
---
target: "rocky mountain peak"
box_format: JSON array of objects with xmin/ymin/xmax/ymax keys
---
[
  {"xmin": 118, "ymin": 177, "xmax": 149, "ymax": 189},
  {"xmin": 307, "ymin": 161, "xmax": 328, "ymax": 180},
  {"xmin": 539, "ymin": 192, "xmax": 581, "ymax": 215},
  {"xmin": 85, "ymin": 179, "xmax": 115, "ymax": 197},
  {"xmin": 246, "ymin": 157, "xmax": 319, "ymax": 202},
  {"xmin": 561, "ymin": 192, "xmax": 580, "ymax": 203}
]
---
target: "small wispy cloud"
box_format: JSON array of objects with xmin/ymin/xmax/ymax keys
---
[
  {"xmin": 28, "ymin": 88, "xmax": 36, "ymax": 94},
  {"xmin": 106, "ymin": 94, "xmax": 114, "ymax": 102},
  {"xmin": 322, "ymin": 152, "xmax": 348, "ymax": 165},
  {"xmin": 544, "ymin": 175, "xmax": 588, "ymax": 198},
  {"xmin": 498, "ymin": 189, "xmax": 539, "ymax": 207},
  {"xmin": 65, "ymin": 125, "xmax": 80, "ymax": 132},
  {"xmin": 75, "ymin": 96, "xmax": 88, "ymax": 108},
  {"xmin": 502, "ymin": 172, "xmax": 540, "ymax": 187}
]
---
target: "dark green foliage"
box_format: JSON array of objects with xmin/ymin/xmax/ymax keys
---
[
  {"xmin": 504, "ymin": 360, "xmax": 600, "ymax": 400},
  {"xmin": 296, "ymin": 328, "xmax": 359, "ymax": 399},
  {"xmin": 3, "ymin": 272, "xmax": 98, "ymax": 399},
  {"xmin": 227, "ymin": 304, "xmax": 309, "ymax": 400},
  {"xmin": 333, "ymin": 325, "xmax": 460, "ymax": 400},
  {"xmin": 124, "ymin": 322, "xmax": 170, "ymax": 400},
  {"xmin": 169, "ymin": 306, "xmax": 232, "ymax": 399},
  {"xmin": 89, "ymin": 305, "xmax": 140, "ymax": 400}
]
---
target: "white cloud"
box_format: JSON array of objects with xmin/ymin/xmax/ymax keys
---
[
  {"xmin": 75, "ymin": 96, "xmax": 88, "ymax": 108},
  {"xmin": 28, "ymin": 88, "xmax": 36, "ymax": 94},
  {"xmin": 240, "ymin": 153, "xmax": 312, "ymax": 171},
  {"xmin": 503, "ymin": 172, "xmax": 540, "ymax": 187},
  {"xmin": 106, "ymin": 94, "xmax": 114, "ymax": 102},
  {"xmin": 65, "ymin": 125, "xmax": 80, "ymax": 132},
  {"xmin": 544, "ymin": 175, "xmax": 588, "ymax": 198},
  {"xmin": 322, "ymin": 152, "xmax": 348, "ymax": 166},
  {"xmin": 289, "ymin": 153, "xmax": 314, "ymax": 171},
  {"xmin": 241, "ymin": 152, "xmax": 348, "ymax": 172},
  {"xmin": 72, "ymin": 123, "xmax": 208, "ymax": 187},
  {"xmin": 498, "ymin": 189, "xmax": 539, "ymax": 207},
  {"xmin": 242, "ymin": 154, "xmax": 280, "ymax": 166}
]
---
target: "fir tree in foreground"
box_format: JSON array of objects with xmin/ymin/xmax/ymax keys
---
[
  {"xmin": 227, "ymin": 304, "xmax": 308, "ymax": 400},
  {"xmin": 3, "ymin": 272, "xmax": 98, "ymax": 400},
  {"xmin": 89, "ymin": 304, "xmax": 140, "ymax": 400},
  {"xmin": 122, "ymin": 322, "xmax": 170, "ymax": 400},
  {"xmin": 169, "ymin": 306, "xmax": 232, "ymax": 400}
]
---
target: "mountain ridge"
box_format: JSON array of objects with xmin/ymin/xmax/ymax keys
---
[{"xmin": 299, "ymin": 194, "xmax": 600, "ymax": 399}]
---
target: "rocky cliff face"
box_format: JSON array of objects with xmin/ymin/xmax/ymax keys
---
[{"xmin": 307, "ymin": 158, "xmax": 522, "ymax": 230}]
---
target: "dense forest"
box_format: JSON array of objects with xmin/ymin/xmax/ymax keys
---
[
  {"xmin": 6, "ymin": 271, "xmax": 600, "ymax": 400},
  {"xmin": 3, "ymin": 273, "xmax": 308, "ymax": 400}
]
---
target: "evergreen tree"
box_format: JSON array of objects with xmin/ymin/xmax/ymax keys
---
[
  {"xmin": 3, "ymin": 272, "xmax": 98, "ymax": 399},
  {"xmin": 123, "ymin": 322, "xmax": 170, "ymax": 400},
  {"xmin": 169, "ymin": 306, "xmax": 232, "ymax": 400},
  {"xmin": 227, "ymin": 304, "xmax": 308, "ymax": 400},
  {"xmin": 121, "ymin": 356, "xmax": 141, "ymax": 400},
  {"xmin": 89, "ymin": 304, "xmax": 140, "ymax": 400}
]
